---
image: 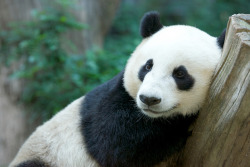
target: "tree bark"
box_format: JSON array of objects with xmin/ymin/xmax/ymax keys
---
[
  {"xmin": 66, "ymin": 0, "xmax": 120, "ymax": 52},
  {"xmin": 159, "ymin": 14, "xmax": 250, "ymax": 167},
  {"xmin": 0, "ymin": 67, "xmax": 34, "ymax": 166},
  {"xmin": 0, "ymin": 0, "xmax": 42, "ymax": 29},
  {"xmin": 0, "ymin": 1, "xmax": 41, "ymax": 165}
]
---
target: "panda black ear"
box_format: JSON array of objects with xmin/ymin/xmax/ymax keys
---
[
  {"xmin": 140, "ymin": 11, "xmax": 163, "ymax": 38},
  {"xmin": 217, "ymin": 28, "xmax": 226, "ymax": 48}
]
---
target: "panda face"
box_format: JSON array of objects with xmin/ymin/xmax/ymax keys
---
[{"xmin": 124, "ymin": 25, "xmax": 221, "ymax": 118}]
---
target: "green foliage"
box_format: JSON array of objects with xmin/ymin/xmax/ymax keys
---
[
  {"xmin": 0, "ymin": 2, "xmax": 122, "ymax": 120},
  {"xmin": 104, "ymin": 4, "xmax": 142, "ymax": 66},
  {"xmin": 0, "ymin": 5, "xmax": 81, "ymax": 119},
  {"xmin": 137, "ymin": 0, "xmax": 249, "ymax": 35}
]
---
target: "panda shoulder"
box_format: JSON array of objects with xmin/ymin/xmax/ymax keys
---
[
  {"xmin": 35, "ymin": 96, "xmax": 85, "ymax": 138},
  {"xmin": 33, "ymin": 96, "xmax": 85, "ymax": 132}
]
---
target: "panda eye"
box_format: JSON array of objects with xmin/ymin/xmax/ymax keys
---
[
  {"xmin": 145, "ymin": 64, "xmax": 153, "ymax": 71},
  {"xmin": 175, "ymin": 71, "xmax": 185, "ymax": 78},
  {"xmin": 138, "ymin": 59, "xmax": 153, "ymax": 81},
  {"xmin": 144, "ymin": 59, "xmax": 153, "ymax": 71},
  {"xmin": 173, "ymin": 68, "xmax": 187, "ymax": 79},
  {"xmin": 173, "ymin": 66, "xmax": 188, "ymax": 79}
]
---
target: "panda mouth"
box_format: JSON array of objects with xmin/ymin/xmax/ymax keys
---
[
  {"xmin": 143, "ymin": 109, "xmax": 162, "ymax": 114},
  {"xmin": 143, "ymin": 105, "xmax": 178, "ymax": 114}
]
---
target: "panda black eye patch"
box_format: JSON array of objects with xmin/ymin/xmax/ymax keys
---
[
  {"xmin": 172, "ymin": 65, "xmax": 195, "ymax": 91},
  {"xmin": 138, "ymin": 59, "xmax": 153, "ymax": 81}
]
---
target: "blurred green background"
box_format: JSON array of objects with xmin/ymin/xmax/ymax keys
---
[{"xmin": 0, "ymin": 0, "xmax": 249, "ymax": 120}]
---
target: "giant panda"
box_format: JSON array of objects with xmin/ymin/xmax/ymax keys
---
[{"xmin": 9, "ymin": 11, "xmax": 226, "ymax": 167}]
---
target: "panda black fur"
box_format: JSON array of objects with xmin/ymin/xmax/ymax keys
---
[{"xmin": 10, "ymin": 11, "xmax": 226, "ymax": 167}]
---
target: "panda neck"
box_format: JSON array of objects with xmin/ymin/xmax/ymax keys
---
[{"xmin": 80, "ymin": 70, "xmax": 197, "ymax": 167}]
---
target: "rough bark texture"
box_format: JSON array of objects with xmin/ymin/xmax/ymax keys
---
[
  {"xmin": 0, "ymin": 0, "xmax": 42, "ymax": 29},
  {"xmin": 0, "ymin": 0, "xmax": 120, "ymax": 166},
  {"xmin": 65, "ymin": 0, "xmax": 120, "ymax": 52},
  {"xmin": 159, "ymin": 14, "xmax": 250, "ymax": 167}
]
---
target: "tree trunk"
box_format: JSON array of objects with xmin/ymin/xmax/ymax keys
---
[
  {"xmin": 0, "ymin": 67, "xmax": 35, "ymax": 167},
  {"xmin": 159, "ymin": 14, "xmax": 250, "ymax": 167},
  {"xmin": 0, "ymin": 0, "xmax": 42, "ymax": 29},
  {"xmin": 65, "ymin": 0, "xmax": 120, "ymax": 52},
  {"xmin": 0, "ymin": 1, "xmax": 42, "ymax": 166}
]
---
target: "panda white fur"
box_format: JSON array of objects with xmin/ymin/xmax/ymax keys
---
[{"xmin": 9, "ymin": 11, "xmax": 226, "ymax": 167}]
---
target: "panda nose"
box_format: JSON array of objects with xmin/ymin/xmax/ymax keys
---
[{"xmin": 139, "ymin": 95, "xmax": 161, "ymax": 106}]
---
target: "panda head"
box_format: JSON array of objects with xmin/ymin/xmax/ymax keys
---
[{"xmin": 124, "ymin": 11, "xmax": 225, "ymax": 118}]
